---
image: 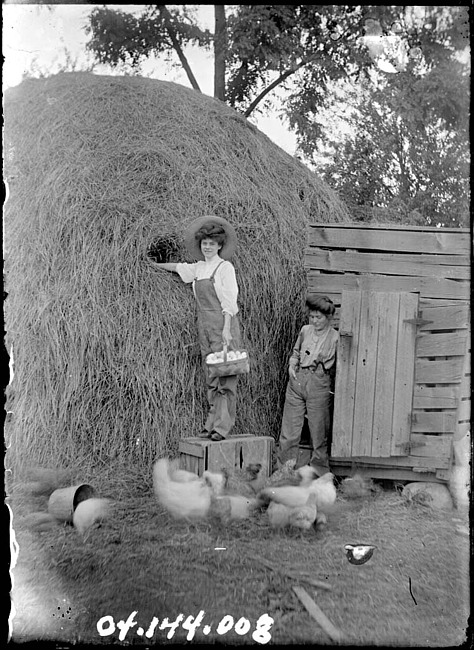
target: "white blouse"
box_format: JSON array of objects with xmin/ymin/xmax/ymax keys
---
[{"xmin": 176, "ymin": 258, "xmax": 239, "ymax": 316}]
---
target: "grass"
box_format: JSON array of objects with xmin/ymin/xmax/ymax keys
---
[{"xmin": 8, "ymin": 465, "xmax": 470, "ymax": 647}]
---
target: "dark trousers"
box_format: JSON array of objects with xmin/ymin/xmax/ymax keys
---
[{"xmin": 277, "ymin": 367, "xmax": 331, "ymax": 476}]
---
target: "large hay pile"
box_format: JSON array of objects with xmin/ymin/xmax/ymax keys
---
[{"xmin": 4, "ymin": 72, "xmax": 348, "ymax": 471}]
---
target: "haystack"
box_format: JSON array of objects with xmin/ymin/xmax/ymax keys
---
[{"xmin": 4, "ymin": 72, "xmax": 348, "ymax": 471}]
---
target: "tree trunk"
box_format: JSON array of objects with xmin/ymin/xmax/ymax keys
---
[
  {"xmin": 159, "ymin": 5, "xmax": 202, "ymax": 93},
  {"xmin": 214, "ymin": 5, "xmax": 227, "ymax": 101}
]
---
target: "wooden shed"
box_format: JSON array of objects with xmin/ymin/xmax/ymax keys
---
[{"xmin": 305, "ymin": 223, "xmax": 470, "ymax": 483}]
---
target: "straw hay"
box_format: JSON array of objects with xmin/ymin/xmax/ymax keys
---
[{"xmin": 4, "ymin": 72, "xmax": 348, "ymax": 472}]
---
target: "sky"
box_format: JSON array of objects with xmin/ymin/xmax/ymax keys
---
[{"xmin": 2, "ymin": 3, "xmax": 298, "ymax": 156}]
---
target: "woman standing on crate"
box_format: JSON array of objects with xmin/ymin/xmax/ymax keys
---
[{"xmin": 150, "ymin": 216, "xmax": 241, "ymax": 441}]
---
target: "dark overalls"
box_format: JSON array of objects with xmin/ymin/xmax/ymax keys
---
[
  {"xmin": 194, "ymin": 261, "xmax": 241, "ymax": 438},
  {"xmin": 277, "ymin": 364, "xmax": 332, "ymax": 476}
]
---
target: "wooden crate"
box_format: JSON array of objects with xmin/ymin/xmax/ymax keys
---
[{"xmin": 179, "ymin": 434, "xmax": 274, "ymax": 477}]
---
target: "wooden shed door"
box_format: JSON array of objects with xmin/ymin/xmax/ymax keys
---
[{"xmin": 332, "ymin": 290, "xmax": 418, "ymax": 458}]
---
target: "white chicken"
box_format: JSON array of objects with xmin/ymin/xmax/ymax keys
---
[
  {"xmin": 153, "ymin": 458, "xmax": 224, "ymax": 520},
  {"xmin": 296, "ymin": 465, "xmax": 319, "ymax": 486},
  {"xmin": 258, "ymin": 472, "xmax": 337, "ymax": 518},
  {"xmin": 202, "ymin": 470, "xmax": 226, "ymax": 496},
  {"xmin": 267, "ymin": 492, "xmax": 318, "ymax": 531},
  {"xmin": 267, "ymin": 501, "xmax": 292, "ymax": 529},
  {"xmin": 288, "ymin": 492, "xmax": 318, "ymax": 531},
  {"xmin": 168, "ymin": 461, "xmax": 201, "ymax": 484},
  {"xmin": 310, "ymin": 472, "xmax": 337, "ymax": 514}
]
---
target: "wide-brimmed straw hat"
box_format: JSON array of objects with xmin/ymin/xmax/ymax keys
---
[{"xmin": 183, "ymin": 215, "xmax": 237, "ymax": 261}]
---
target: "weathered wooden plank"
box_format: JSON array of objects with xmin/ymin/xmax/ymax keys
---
[
  {"xmin": 372, "ymin": 293, "xmax": 399, "ymax": 457},
  {"xmin": 420, "ymin": 298, "xmax": 468, "ymax": 306},
  {"xmin": 178, "ymin": 441, "xmax": 206, "ymax": 458},
  {"xmin": 305, "ymin": 249, "xmax": 470, "ymax": 279},
  {"xmin": 391, "ymin": 293, "xmax": 418, "ymax": 455},
  {"xmin": 411, "ymin": 411, "xmax": 457, "ymax": 433},
  {"xmin": 181, "ymin": 435, "xmax": 273, "ymax": 475},
  {"xmin": 240, "ymin": 437, "xmax": 273, "ymax": 478},
  {"xmin": 331, "ymin": 454, "xmax": 450, "ymax": 469},
  {"xmin": 415, "ymin": 358, "xmax": 464, "ymax": 383},
  {"xmin": 307, "ymin": 291, "xmax": 342, "ymax": 307},
  {"xmin": 413, "ymin": 385, "xmax": 459, "ymax": 409},
  {"xmin": 309, "ymin": 223, "xmax": 469, "ymax": 234},
  {"xmin": 352, "ymin": 292, "xmax": 378, "ymax": 457},
  {"xmin": 409, "ymin": 434, "xmax": 453, "ymax": 459},
  {"xmin": 330, "ymin": 463, "xmax": 446, "ymax": 482},
  {"xmin": 307, "ymin": 226, "xmax": 470, "ymax": 256},
  {"xmin": 332, "ymin": 291, "xmax": 361, "ymax": 457},
  {"xmin": 416, "ymin": 331, "xmax": 468, "ymax": 357},
  {"xmin": 457, "ymin": 399, "xmax": 471, "ymax": 422},
  {"xmin": 307, "ymin": 272, "xmax": 469, "ymax": 300},
  {"xmin": 418, "ymin": 304, "xmax": 470, "ymax": 330},
  {"xmin": 292, "ymin": 586, "xmax": 344, "ymax": 643},
  {"xmin": 456, "ymin": 336, "xmax": 471, "ymax": 434},
  {"xmin": 456, "ymin": 421, "xmax": 470, "ymax": 437}
]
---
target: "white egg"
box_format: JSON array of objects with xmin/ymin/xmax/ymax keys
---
[{"xmin": 227, "ymin": 351, "xmax": 236, "ymax": 360}]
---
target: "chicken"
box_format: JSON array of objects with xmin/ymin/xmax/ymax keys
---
[
  {"xmin": 168, "ymin": 460, "xmax": 201, "ymax": 483},
  {"xmin": 153, "ymin": 458, "xmax": 213, "ymax": 520},
  {"xmin": 257, "ymin": 472, "xmax": 337, "ymax": 515},
  {"xmin": 296, "ymin": 465, "xmax": 319, "ymax": 486},
  {"xmin": 288, "ymin": 492, "xmax": 318, "ymax": 531},
  {"xmin": 202, "ymin": 470, "xmax": 226, "ymax": 496},
  {"xmin": 258, "ymin": 483, "xmax": 310, "ymax": 509},
  {"xmin": 310, "ymin": 472, "xmax": 337, "ymax": 514},
  {"xmin": 19, "ymin": 467, "xmax": 75, "ymax": 497},
  {"xmin": 267, "ymin": 492, "xmax": 317, "ymax": 531},
  {"xmin": 263, "ymin": 459, "xmax": 299, "ymax": 488},
  {"xmin": 222, "ymin": 463, "xmax": 264, "ymax": 497},
  {"xmin": 210, "ymin": 494, "xmax": 257, "ymax": 524},
  {"xmin": 23, "ymin": 511, "xmax": 60, "ymax": 533},
  {"xmin": 73, "ymin": 498, "xmax": 111, "ymax": 536},
  {"xmin": 267, "ymin": 501, "xmax": 292, "ymax": 528},
  {"xmin": 339, "ymin": 473, "xmax": 381, "ymax": 499}
]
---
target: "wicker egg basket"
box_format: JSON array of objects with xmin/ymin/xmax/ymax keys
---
[{"xmin": 206, "ymin": 346, "xmax": 250, "ymax": 378}]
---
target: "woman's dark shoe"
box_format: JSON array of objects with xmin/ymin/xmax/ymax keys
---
[
  {"xmin": 210, "ymin": 432, "xmax": 225, "ymax": 442},
  {"xmin": 197, "ymin": 430, "xmax": 212, "ymax": 439}
]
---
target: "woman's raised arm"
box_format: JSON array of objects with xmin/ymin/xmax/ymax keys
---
[{"xmin": 150, "ymin": 262, "xmax": 178, "ymax": 273}]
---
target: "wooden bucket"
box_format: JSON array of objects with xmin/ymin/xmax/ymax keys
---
[{"xmin": 47, "ymin": 483, "xmax": 96, "ymax": 522}]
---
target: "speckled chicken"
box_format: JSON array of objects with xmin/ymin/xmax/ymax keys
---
[{"xmin": 221, "ymin": 463, "xmax": 265, "ymax": 497}]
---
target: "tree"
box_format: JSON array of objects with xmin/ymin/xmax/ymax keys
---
[
  {"xmin": 83, "ymin": 4, "xmax": 470, "ymax": 226},
  {"xmin": 85, "ymin": 5, "xmax": 213, "ymax": 91},
  {"xmin": 84, "ymin": 5, "xmax": 391, "ymax": 117},
  {"xmin": 307, "ymin": 8, "xmax": 470, "ymax": 227}
]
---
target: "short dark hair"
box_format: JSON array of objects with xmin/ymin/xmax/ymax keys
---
[
  {"xmin": 306, "ymin": 295, "xmax": 335, "ymax": 317},
  {"xmin": 195, "ymin": 223, "xmax": 227, "ymax": 246}
]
